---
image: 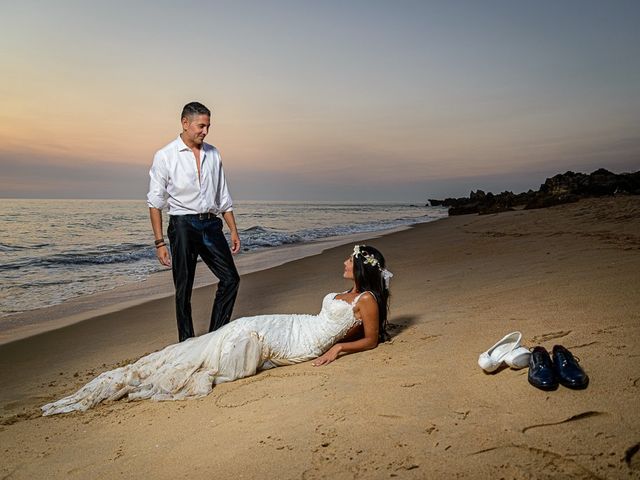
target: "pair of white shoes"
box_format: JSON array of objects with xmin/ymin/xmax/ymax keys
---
[{"xmin": 478, "ymin": 331, "xmax": 531, "ymax": 372}]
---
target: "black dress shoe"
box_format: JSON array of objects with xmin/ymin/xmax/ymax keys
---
[
  {"xmin": 528, "ymin": 346, "xmax": 558, "ymax": 391},
  {"xmin": 552, "ymin": 345, "xmax": 589, "ymax": 389}
]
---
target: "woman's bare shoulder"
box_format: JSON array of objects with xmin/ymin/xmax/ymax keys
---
[{"xmin": 356, "ymin": 291, "xmax": 378, "ymax": 309}]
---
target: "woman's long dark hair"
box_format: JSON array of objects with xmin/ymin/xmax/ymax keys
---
[{"xmin": 352, "ymin": 245, "xmax": 390, "ymax": 342}]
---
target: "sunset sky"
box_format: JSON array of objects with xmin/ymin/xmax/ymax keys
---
[{"xmin": 1, "ymin": 1, "xmax": 638, "ymax": 201}]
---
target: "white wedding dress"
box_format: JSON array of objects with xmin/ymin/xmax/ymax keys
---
[{"xmin": 41, "ymin": 292, "xmax": 365, "ymax": 416}]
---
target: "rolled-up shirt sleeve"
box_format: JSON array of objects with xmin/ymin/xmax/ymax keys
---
[
  {"xmin": 147, "ymin": 151, "xmax": 169, "ymax": 210},
  {"xmin": 215, "ymin": 151, "xmax": 233, "ymax": 213}
]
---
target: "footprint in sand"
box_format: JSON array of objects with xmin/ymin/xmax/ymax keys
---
[
  {"xmin": 593, "ymin": 325, "xmax": 621, "ymax": 335},
  {"xmin": 471, "ymin": 444, "xmax": 601, "ymax": 478},
  {"xmin": 302, "ymin": 411, "xmax": 423, "ymax": 479},
  {"xmin": 303, "ymin": 418, "xmax": 416, "ymax": 479},
  {"xmin": 215, "ymin": 371, "xmax": 328, "ymax": 408},
  {"xmin": 302, "ymin": 418, "xmax": 344, "ymax": 480},
  {"xmin": 0, "ymin": 409, "xmax": 40, "ymax": 426},
  {"xmin": 110, "ymin": 444, "xmax": 125, "ymax": 461},
  {"xmin": 257, "ymin": 435, "xmax": 294, "ymax": 452},
  {"xmin": 420, "ymin": 334, "xmax": 441, "ymax": 342},
  {"xmin": 531, "ymin": 330, "xmax": 572, "ymax": 343}
]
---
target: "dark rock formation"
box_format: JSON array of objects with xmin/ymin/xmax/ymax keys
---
[{"xmin": 428, "ymin": 169, "xmax": 640, "ymax": 216}]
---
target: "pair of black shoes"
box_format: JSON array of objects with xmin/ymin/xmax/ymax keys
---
[{"xmin": 528, "ymin": 345, "xmax": 589, "ymax": 391}]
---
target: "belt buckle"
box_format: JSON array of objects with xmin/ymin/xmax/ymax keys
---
[{"xmin": 199, "ymin": 212, "xmax": 211, "ymax": 220}]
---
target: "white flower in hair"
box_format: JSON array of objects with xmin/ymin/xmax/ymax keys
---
[
  {"xmin": 352, "ymin": 244, "xmax": 380, "ymax": 267},
  {"xmin": 381, "ymin": 268, "xmax": 394, "ymax": 288},
  {"xmin": 351, "ymin": 245, "xmax": 393, "ymax": 288}
]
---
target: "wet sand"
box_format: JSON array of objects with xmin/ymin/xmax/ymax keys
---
[{"xmin": 1, "ymin": 196, "xmax": 639, "ymax": 479}]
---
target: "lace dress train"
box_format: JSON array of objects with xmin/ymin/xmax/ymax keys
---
[{"xmin": 41, "ymin": 293, "xmax": 363, "ymax": 415}]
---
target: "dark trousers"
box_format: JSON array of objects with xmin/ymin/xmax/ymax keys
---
[{"xmin": 167, "ymin": 214, "xmax": 240, "ymax": 342}]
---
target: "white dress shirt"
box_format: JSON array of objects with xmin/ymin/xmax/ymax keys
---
[{"xmin": 147, "ymin": 135, "xmax": 233, "ymax": 215}]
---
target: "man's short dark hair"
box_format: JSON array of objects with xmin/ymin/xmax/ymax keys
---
[{"xmin": 181, "ymin": 102, "xmax": 211, "ymax": 120}]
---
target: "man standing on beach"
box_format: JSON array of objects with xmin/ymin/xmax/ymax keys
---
[{"xmin": 147, "ymin": 102, "xmax": 241, "ymax": 342}]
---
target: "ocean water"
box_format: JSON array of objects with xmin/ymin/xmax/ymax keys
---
[{"xmin": 0, "ymin": 199, "xmax": 447, "ymax": 316}]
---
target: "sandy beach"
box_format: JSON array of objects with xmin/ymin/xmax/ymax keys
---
[{"xmin": 1, "ymin": 196, "xmax": 639, "ymax": 479}]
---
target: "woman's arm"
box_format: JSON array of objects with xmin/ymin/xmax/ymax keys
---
[{"xmin": 312, "ymin": 293, "xmax": 379, "ymax": 366}]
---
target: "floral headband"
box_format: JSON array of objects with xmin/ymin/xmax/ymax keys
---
[{"xmin": 352, "ymin": 245, "xmax": 394, "ymax": 288}]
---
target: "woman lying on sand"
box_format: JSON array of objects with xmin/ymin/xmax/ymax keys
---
[{"xmin": 42, "ymin": 245, "xmax": 392, "ymax": 415}]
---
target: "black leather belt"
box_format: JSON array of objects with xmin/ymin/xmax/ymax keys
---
[{"xmin": 179, "ymin": 212, "xmax": 217, "ymax": 220}]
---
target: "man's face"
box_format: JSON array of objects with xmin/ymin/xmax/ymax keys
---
[{"xmin": 182, "ymin": 114, "xmax": 210, "ymax": 146}]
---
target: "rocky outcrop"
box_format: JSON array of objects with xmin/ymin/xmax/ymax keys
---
[{"xmin": 429, "ymin": 169, "xmax": 640, "ymax": 216}]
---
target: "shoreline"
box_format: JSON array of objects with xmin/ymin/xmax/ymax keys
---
[{"xmin": 0, "ymin": 223, "xmax": 428, "ymax": 346}]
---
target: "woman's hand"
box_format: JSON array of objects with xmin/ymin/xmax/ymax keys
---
[{"xmin": 312, "ymin": 345, "xmax": 341, "ymax": 366}]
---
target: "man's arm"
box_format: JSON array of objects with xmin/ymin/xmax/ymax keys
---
[
  {"xmin": 150, "ymin": 207, "xmax": 171, "ymax": 266},
  {"xmin": 222, "ymin": 211, "xmax": 241, "ymax": 254},
  {"xmin": 213, "ymin": 149, "xmax": 240, "ymax": 254},
  {"xmin": 147, "ymin": 150, "xmax": 171, "ymax": 266}
]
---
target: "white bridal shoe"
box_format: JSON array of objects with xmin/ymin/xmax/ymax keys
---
[
  {"xmin": 504, "ymin": 346, "xmax": 531, "ymax": 369},
  {"xmin": 478, "ymin": 331, "xmax": 530, "ymax": 372}
]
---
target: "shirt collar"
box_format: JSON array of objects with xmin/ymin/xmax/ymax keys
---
[
  {"xmin": 176, "ymin": 135, "xmax": 209, "ymax": 155},
  {"xmin": 176, "ymin": 135, "xmax": 190, "ymax": 152}
]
